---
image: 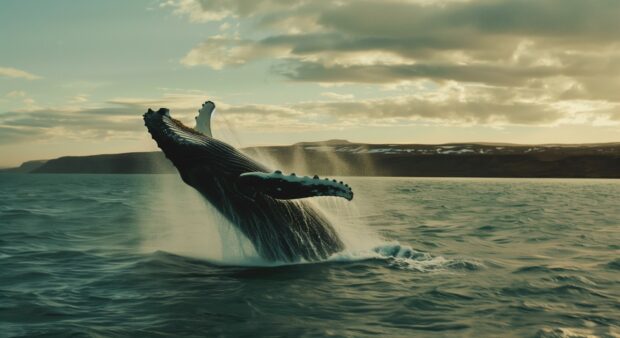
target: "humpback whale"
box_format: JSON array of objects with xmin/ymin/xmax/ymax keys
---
[{"xmin": 143, "ymin": 101, "xmax": 354, "ymax": 262}]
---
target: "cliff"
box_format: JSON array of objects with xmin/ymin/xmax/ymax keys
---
[{"xmin": 3, "ymin": 140, "xmax": 619, "ymax": 178}]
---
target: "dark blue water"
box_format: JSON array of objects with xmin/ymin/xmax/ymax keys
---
[{"xmin": 1, "ymin": 174, "xmax": 619, "ymax": 337}]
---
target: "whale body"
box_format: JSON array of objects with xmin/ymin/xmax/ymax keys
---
[{"xmin": 143, "ymin": 102, "xmax": 354, "ymax": 262}]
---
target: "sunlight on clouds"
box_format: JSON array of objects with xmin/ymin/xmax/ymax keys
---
[
  {"xmin": 181, "ymin": 36, "xmax": 290, "ymax": 69},
  {"xmin": 3, "ymin": 0, "xmax": 620, "ymax": 165},
  {"xmin": 2, "ymin": 85, "xmax": 618, "ymax": 149},
  {"xmin": 0, "ymin": 67, "xmax": 41, "ymax": 80},
  {"xmin": 6, "ymin": 91, "xmax": 27, "ymax": 98},
  {"xmin": 169, "ymin": 0, "xmax": 620, "ymax": 129},
  {"xmin": 301, "ymin": 51, "xmax": 416, "ymax": 67},
  {"xmin": 160, "ymin": 0, "xmax": 228, "ymax": 22},
  {"xmin": 321, "ymin": 92, "xmax": 354, "ymax": 101}
]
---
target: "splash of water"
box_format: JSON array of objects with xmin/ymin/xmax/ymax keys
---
[
  {"xmin": 137, "ymin": 173, "xmax": 453, "ymax": 270},
  {"xmin": 138, "ymin": 109, "xmax": 449, "ymax": 268},
  {"xmin": 138, "ymin": 176, "xmax": 272, "ymax": 266}
]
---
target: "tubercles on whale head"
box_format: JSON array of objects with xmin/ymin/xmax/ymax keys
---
[
  {"xmin": 143, "ymin": 108, "xmax": 170, "ymax": 123},
  {"xmin": 144, "ymin": 107, "xmax": 169, "ymax": 116}
]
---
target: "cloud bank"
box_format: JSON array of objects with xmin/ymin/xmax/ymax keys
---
[
  {"xmin": 166, "ymin": 0, "xmax": 620, "ymax": 127},
  {"xmin": 2, "ymin": 1, "xmax": 619, "ymax": 152}
]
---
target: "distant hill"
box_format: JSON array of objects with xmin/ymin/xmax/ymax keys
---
[
  {"xmin": 3, "ymin": 141, "xmax": 620, "ymax": 178},
  {"xmin": 244, "ymin": 141, "xmax": 620, "ymax": 178},
  {"xmin": 31, "ymin": 152, "xmax": 175, "ymax": 174},
  {"xmin": 0, "ymin": 160, "xmax": 47, "ymax": 173}
]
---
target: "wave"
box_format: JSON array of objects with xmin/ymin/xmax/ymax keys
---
[
  {"xmin": 604, "ymin": 258, "xmax": 620, "ymax": 271},
  {"xmin": 535, "ymin": 327, "xmax": 619, "ymax": 338},
  {"xmin": 150, "ymin": 240, "xmax": 481, "ymax": 274},
  {"xmin": 325, "ymin": 242, "xmax": 483, "ymax": 272},
  {"xmin": 136, "ymin": 175, "xmax": 481, "ymax": 272}
]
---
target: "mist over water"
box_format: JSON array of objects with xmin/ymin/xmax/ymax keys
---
[
  {"xmin": 1, "ymin": 175, "xmax": 619, "ymax": 337},
  {"xmin": 137, "ymin": 175, "xmax": 263, "ymax": 266},
  {"xmin": 135, "ymin": 168, "xmax": 410, "ymax": 268},
  {"xmin": 163, "ymin": 112, "xmax": 403, "ymax": 267}
]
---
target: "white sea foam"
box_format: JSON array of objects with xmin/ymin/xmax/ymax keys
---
[
  {"xmin": 138, "ymin": 111, "xmax": 449, "ymax": 268},
  {"xmin": 137, "ymin": 167, "xmax": 456, "ymax": 269},
  {"xmin": 138, "ymin": 176, "xmax": 272, "ymax": 267}
]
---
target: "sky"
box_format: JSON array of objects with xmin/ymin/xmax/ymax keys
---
[{"xmin": 1, "ymin": 0, "xmax": 620, "ymax": 167}]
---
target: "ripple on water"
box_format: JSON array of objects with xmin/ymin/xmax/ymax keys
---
[
  {"xmin": 604, "ymin": 258, "xmax": 620, "ymax": 271},
  {"xmin": 1, "ymin": 175, "xmax": 619, "ymax": 337}
]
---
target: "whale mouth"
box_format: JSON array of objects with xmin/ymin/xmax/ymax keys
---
[
  {"xmin": 144, "ymin": 108, "xmax": 211, "ymax": 147},
  {"xmin": 143, "ymin": 107, "xmax": 217, "ymax": 172}
]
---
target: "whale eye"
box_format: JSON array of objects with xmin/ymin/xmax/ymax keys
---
[
  {"xmin": 274, "ymin": 170, "xmax": 282, "ymax": 174},
  {"xmin": 291, "ymin": 173, "xmax": 296, "ymax": 176},
  {"xmin": 313, "ymin": 175, "xmax": 319, "ymax": 179}
]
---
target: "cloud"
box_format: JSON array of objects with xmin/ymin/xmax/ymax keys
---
[
  {"xmin": 69, "ymin": 95, "xmax": 89, "ymax": 104},
  {"xmin": 0, "ymin": 126, "xmax": 34, "ymax": 144},
  {"xmin": 0, "ymin": 67, "xmax": 41, "ymax": 80},
  {"xmin": 0, "ymin": 104, "xmax": 148, "ymax": 145},
  {"xmin": 2, "ymin": 83, "xmax": 619, "ymax": 146},
  {"xmin": 111, "ymin": 84, "xmax": 620, "ymax": 129},
  {"xmin": 171, "ymin": 0, "xmax": 620, "ymax": 105},
  {"xmin": 321, "ymin": 92, "xmax": 354, "ymax": 100},
  {"xmin": 296, "ymin": 84, "xmax": 620, "ymax": 127},
  {"xmin": 6, "ymin": 91, "xmax": 27, "ymax": 98},
  {"xmin": 154, "ymin": 0, "xmax": 620, "ymax": 134},
  {"xmin": 107, "ymin": 92, "xmax": 218, "ymax": 113},
  {"xmin": 109, "ymin": 95, "xmax": 322, "ymax": 132},
  {"xmin": 278, "ymin": 61, "xmax": 568, "ymax": 86},
  {"xmin": 163, "ymin": 0, "xmax": 307, "ymax": 22},
  {"xmin": 181, "ymin": 36, "xmax": 288, "ymax": 68}
]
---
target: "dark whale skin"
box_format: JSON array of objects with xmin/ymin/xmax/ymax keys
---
[{"xmin": 144, "ymin": 108, "xmax": 344, "ymax": 262}]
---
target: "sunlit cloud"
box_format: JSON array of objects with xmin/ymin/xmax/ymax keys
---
[
  {"xmin": 152, "ymin": 0, "xmax": 620, "ymax": 141},
  {"xmin": 2, "ymin": 0, "xmax": 620, "ymax": 160},
  {"xmin": 3, "ymin": 80, "xmax": 619, "ymax": 148},
  {"xmin": 321, "ymin": 92, "xmax": 355, "ymax": 101},
  {"xmin": 0, "ymin": 67, "xmax": 41, "ymax": 80},
  {"xmin": 6, "ymin": 91, "xmax": 28, "ymax": 98}
]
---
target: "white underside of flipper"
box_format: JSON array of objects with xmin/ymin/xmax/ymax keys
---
[{"xmin": 195, "ymin": 101, "xmax": 215, "ymax": 137}]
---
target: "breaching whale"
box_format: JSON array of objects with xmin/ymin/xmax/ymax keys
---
[{"xmin": 143, "ymin": 101, "xmax": 354, "ymax": 262}]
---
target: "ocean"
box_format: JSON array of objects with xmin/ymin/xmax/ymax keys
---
[{"xmin": 0, "ymin": 174, "xmax": 618, "ymax": 337}]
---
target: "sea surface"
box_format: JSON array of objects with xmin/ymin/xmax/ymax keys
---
[{"xmin": 0, "ymin": 174, "xmax": 619, "ymax": 337}]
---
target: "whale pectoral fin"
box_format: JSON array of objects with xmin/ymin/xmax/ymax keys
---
[{"xmin": 238, "ymin": 171, "xmax": 354, "ymax": 201}]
